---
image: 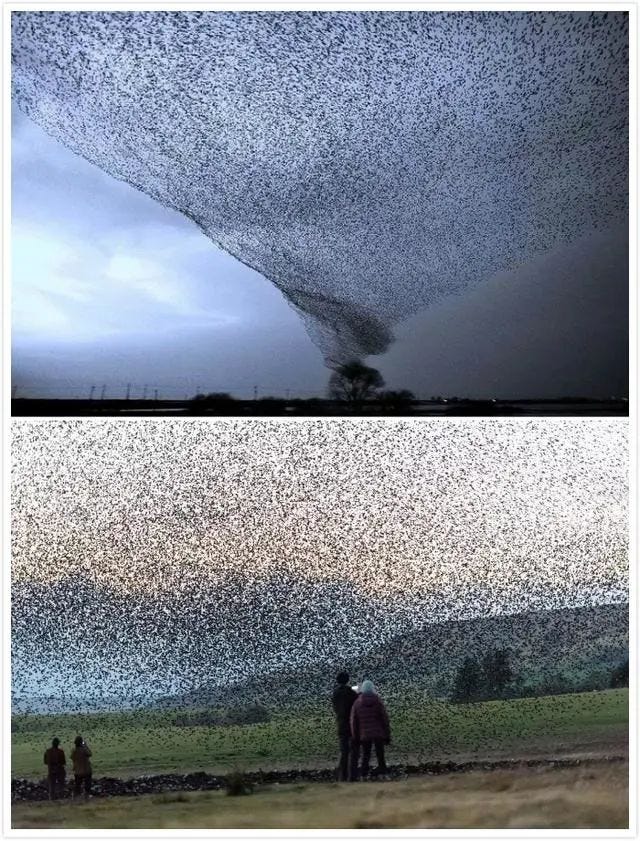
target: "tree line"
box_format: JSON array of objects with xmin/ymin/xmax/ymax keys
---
[
  {"xmin": 450, "ymin": 649, "xmax": 629, "ymax": 703},
  {"xmin": 191, "ymin": 361, "xmax": 416, "ymax": 412}
]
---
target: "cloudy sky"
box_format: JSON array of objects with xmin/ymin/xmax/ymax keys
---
[
  {"xmin": 11, "ymin": 11, "xmax": 628, "ymax": 400},
  {"xmin": 12, "ymin": 109, "xmax": 628, "ymax": 401},
  {"xmin": 12, "ymin": 108, "xmax": 328, "ymax": 401},
  {"xmin": 12, "ymin": 419, "xmax": 628, "ymax": 703}
]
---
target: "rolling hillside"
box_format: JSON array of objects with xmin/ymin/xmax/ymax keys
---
[{"xmin": 160, "ymin": 602, "xmax": 628, "ymax": 709}]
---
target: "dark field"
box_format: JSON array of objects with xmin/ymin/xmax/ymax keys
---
[{"xmin": 11, "ymin": 398, "xmax": 628, "ymax": 417}]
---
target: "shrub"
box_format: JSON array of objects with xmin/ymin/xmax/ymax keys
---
[{"xmin": 225, "ymin": 770, "xmax": 253, "ymax": 797}]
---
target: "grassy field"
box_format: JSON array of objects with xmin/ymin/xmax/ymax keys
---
[
  {"xmin": 11, "ymin": 762, "xmax": 629, "ymax": 829},
  {"xmin": 12, "ymin": 689, "xmax": 628, "ymax": 780}
]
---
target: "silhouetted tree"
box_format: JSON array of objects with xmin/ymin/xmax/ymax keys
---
[
  {"xmin": 450, "ymin": 657, "xmax": 483, "ymax": 703},
  {"xmin": 481, "ymin": 648, "xmax": 513, "ymax": 699},
  {"xmin": 538, "ymin": 669, "xmax": 571, "ymax": 696},
  {"xmin": 577, "ymin": 668, "xmax": 609, "ymax": 693},
  {"xmin": 610, "ymin": 659, "xmax": 628, "ymax": 688},
  {"xmin": 379, "ymin": 389, "xmax": 415, "ymax": 412},
  {"xmin": 328, "ymin": 361, "xmax": 384, "ymax": 407}
]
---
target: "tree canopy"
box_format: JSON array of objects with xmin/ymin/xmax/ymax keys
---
[{"xmin": 328, "ymin": 361, "xmax": 385, "ymax": 405}]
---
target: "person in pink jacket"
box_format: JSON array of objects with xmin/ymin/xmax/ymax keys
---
[{"xmin": 349, "ymin": 679, "xmax": 390, "ymax": 779}]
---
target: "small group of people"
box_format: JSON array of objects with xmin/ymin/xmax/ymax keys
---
[
  {"xmin": 40, "ymin": 680, "xmax": 385, "ymax": 795},
  {"xmin": 43, "ymin": 735, "xmax": 93, "ymax": 800},
  {"xmin": 332, "ymin": 672, "xmax": 390, "ymax": 781}
]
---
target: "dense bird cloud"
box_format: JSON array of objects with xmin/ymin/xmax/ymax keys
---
[
  {"xmin": 11, "ymin": 11, "xmax": 628, "ymax": 366},
  {"xmin": 12, "ymin": 419, "xmax": 627, "ymax": 707}
]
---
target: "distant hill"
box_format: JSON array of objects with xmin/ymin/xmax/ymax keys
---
[{"xmin": 158, "ymin": 602, "xmax": 628, "ymax": 710}]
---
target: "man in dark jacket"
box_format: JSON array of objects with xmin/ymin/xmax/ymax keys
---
[
  {"xmin": 350, "ymin": 679, "xmax": 390, "ymax": 779},
  {"xmin": 331, "ymin": 671, "xmax": 358, "ymax": 781},
  {"xmin": 44, "ymin": 737, "xmax": 66, "ymax": 799}
]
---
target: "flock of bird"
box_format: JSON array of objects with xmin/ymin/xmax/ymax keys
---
[
  {"xmin": 10, "ymin": 10, "xmax": 628, "ymax": 777},
  {"xmin": 12, "ymin": 419, "xmax": 627, "ymax": 712},
  {"xmin": 11, "ymin": 11, "xmax": 628, "ymax": 364}
]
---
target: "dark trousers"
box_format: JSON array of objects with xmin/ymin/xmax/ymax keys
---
[
  {"xmin": 349, "ymin": 740, "xmax": 360, "ymax": 781},
  {"xmin": 74, "ymin": 774, "xmax": 92, "ymax": 796},
  {"xmin": 48, "ymin": 769, "xmax": 65, "ymax": 799},
  {"xmin": 337, "ymin": 731, "xmax": 352, "ymax": 781},
  {"xmin": 360, "ymin": 740, "xmax": 387, "ymax": 778}
]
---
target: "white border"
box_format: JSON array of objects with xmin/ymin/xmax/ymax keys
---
[{"xmin": 2, "ymin": 1, "xmax": 638, "ymax": 840}]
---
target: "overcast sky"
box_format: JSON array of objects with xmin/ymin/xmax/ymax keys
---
[
  {"xmin": 12, "ymin": 107, "xmax": 628, "ymax": 400},
  {"xmin": 12, "ymin": 108, "xmax": 329, "ymax": 401},
  {"xmin": 12, "ymin": 11, "xmax": 629, "ymax": 400}
]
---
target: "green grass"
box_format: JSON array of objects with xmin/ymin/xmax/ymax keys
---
[{"xmin": 12, "ymin": 688, "xmax": 628, "ymax": 780}]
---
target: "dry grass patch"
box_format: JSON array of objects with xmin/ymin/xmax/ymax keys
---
[{"xmin": 12, "ymin": 761, "xmax": 628, "ymax": 830}]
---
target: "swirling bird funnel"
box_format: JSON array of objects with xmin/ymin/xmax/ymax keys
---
[{"xmin": 11, "ymin": 12, "xmax": 628, "ymax": 366}]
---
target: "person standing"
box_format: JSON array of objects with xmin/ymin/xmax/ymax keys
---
[
  {"xmin": 71, "ymin": 735, "xmax": 93, "ymax": 799},
  {"xmin": 43, "ymin": 737, "xmax": 66, "ymax": 799},
  {"xmin": 331, "ymin": 671, "xmax": 358, "ymax": 782},
  {"xmin": 350, "ymin": 679, "xmax": 390, "ymax": 779}
]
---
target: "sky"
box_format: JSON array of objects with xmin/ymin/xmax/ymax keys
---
[
  {"xmin": 12, "ymin": 108, "xmax": 328, "ymax": 401},
  {"xmin": 12, "ymin": 419, "xmax": 628, "ymax": 705},
  {"xmin": 11, "ymin": 11, "xmax": 629, "ymax": 400}
]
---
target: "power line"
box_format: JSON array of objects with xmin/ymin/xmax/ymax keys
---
[{"xmin": 10, "ymin": 382, "xmax": 330, "ymax": 400}]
